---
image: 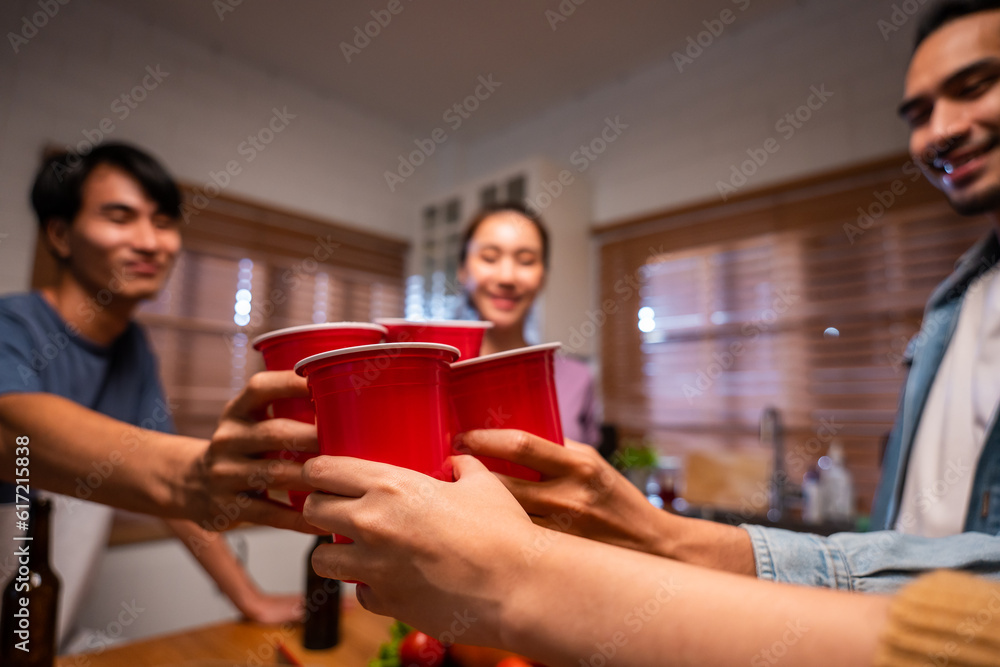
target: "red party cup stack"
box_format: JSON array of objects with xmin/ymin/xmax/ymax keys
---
[
  {"xmin": 252, "ymin": 322, "xmax": 387, "ymax": 509},
  {"xmin": 449, "ymin": 342, "xmax": 564, "ymax": 481},
  {"xmin": 375, "ymin": 318, "xmax": 493, "ymax": 361}
]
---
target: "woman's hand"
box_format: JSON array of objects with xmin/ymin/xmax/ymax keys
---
[
  {"xmin": 454, "ymin": 430, "xmax": 671, "ymax": 556},
  {"xmin": 455, "ymin": 429, "xmax": 755, "ymax": 574},
  {"xmin": 241, "ymin": 592, "xmax": 305, "ymax": 625},
  {"xmin": 302, "ymin": 454, "xmax": 538, "ymax": 648}
]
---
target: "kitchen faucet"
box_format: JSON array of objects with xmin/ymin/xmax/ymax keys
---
[{"xmin": 760, "ymin": 406, "xmax": 792, "ymax": 521}]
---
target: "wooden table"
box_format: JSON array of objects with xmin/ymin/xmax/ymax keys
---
[{"xmin": 56, "ymin": 607, "xmax": 394, "ymax": 666}]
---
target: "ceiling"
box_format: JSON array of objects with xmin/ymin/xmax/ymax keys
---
[{"xmin": 98, "ymin": 0, "xmax": 799, "ymax": 139}]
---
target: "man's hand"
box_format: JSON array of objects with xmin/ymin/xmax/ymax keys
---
[
  {"xmin": 303, "ymin": 454, "xmax": 535, "ymax": 649},
  {"xmin": 186, "ymin": 370, "xmax": 320, "ymax": 533},
  {"xmin": 455, "ymin": 429, "xmax": 756, "ymax": 575},
  {"xmin": 0, "ymin": 383, "xmax": 315, "ymax": 533}
]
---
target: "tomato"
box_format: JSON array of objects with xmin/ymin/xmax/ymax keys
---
[
  {"xmin": 495, "ymin": 658, "xmax": 535, "ymax": 667},
  {"xmin": 399, "ymin": 630, "xmax": 447, "ymax": 667}
]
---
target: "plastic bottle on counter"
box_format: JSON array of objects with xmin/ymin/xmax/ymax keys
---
[
  {"xmin": 801, "ymin": 467, "xmax": 822, "ymax": 525},
  {"xmin": 819, "ymin": 441, "xmax": 854, "ymax": 523}
]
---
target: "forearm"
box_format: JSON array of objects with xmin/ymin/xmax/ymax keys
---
[
  {"xmin": 0, "ymin": 393, "xmax": 201, "ymax": 518},
  {"xmin": 652, "ymin": 512, "xmax": 757, "ymax": 576},
  {"xmin": 502, "ymin": 528, "xmax": 889, "ymax": 667},
  {"xmin": 167, "ymin": 519, "xmax": 263, "ymax": 617}
]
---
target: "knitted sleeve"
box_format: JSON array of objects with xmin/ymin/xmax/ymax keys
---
[{"xmin": 874, "ymin": 570, "xmax": 1000, "ymax": 667}]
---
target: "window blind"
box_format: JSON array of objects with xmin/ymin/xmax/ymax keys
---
[{"xmin": 597, "ymin": 156, "xmax": 992, "ymax": 512}]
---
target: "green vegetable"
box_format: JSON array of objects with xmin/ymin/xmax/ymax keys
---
[{"xmin": 370, "ymin": 620, "xmax": 415, "ymax": 667}]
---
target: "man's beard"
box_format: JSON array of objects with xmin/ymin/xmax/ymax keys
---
[{"xmin": 947, "ymin": 183, "xmax": 1000, "ymax": 216}]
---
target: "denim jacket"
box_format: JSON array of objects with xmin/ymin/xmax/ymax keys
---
[{"xmin": 743, "ymin": 231, "xmax": 1000, "ymax": 593}]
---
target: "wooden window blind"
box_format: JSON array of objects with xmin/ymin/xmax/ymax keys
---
[
  {"xmin": 597, "ymin": 155, "xmax": 992, "ymax": 513},
  {"xmin": 20, "ymin": 187, "xmax": 407, "ymax": 439}
]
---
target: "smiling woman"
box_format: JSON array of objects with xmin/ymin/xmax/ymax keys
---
[{"xmin": 457, "ymin": 202, "xmax": 600, "ymax": 446}]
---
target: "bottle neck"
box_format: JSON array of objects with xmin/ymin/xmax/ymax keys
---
[{"xmin": 28, "ymin": 496, "xmax": 53, "ymax": 565}]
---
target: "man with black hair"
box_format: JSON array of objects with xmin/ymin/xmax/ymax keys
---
[
  {"xmin": 451, "ymin": 0, "xmax": 1000, "ymax": 592},
  {"xmin": 0, "ymin": 142, "xmax": 311, "ymax": 645}
]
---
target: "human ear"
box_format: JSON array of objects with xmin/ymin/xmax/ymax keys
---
[{"xmin": 45, "ymin": 218, "xmax": 72, "ymax": 260}]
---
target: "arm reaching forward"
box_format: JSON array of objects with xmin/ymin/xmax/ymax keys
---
[
  {"xmin": 0, "ymin": 371, "xmax": 319, "ymax": 533},
  {"xmin": 301, "ymin": 455, "xmax": 889, "ymax": 667}
]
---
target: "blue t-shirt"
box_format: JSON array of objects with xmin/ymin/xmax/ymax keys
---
[{"xmin": 0, "ymin": 292, "xmax": 175, "ymax": 499}]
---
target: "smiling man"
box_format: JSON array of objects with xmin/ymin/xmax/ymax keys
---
[
  {"xmin": 435, "ymin": 0, "xmax": 1000, "ymax": 593},
  {"xmin": 0, "ymin": 142, "xmax": 311, "ymax": 646}
]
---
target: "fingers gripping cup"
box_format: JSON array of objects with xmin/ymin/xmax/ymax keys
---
[
  {"xmin": 297, "ymin": 343, "xmax": 459, "ymax": 543},
  {"xmin": 252, "ymin": 322, "xmax": 387, "ymax": 510},
  {"xmin": 296, "ymin": 343, "xmax": 460, "ymax": 543},
  {"xmin": 449, "ymin": 343, "xmax": 564, "ymax": 481},
  {"xmin": 375, "ymin": 318, "xmax": 493, "ymax": 361}
]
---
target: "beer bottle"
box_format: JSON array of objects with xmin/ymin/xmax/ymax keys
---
[
  {"xmin": 2, "ymin": 495, "xmax": 60, "ymax": 666},
  {"xmin": 302, "ymin": 534, "xmax": 340, "ymax": 650}
]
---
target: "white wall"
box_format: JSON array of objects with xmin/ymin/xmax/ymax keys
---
[
  {"xmin": 452, "ymin": 0, "xmax": 916, "ymax": 226},
  {"xmin": 74, "ymin": 528, "xmax": 316, "ymax": 646},
  {"xmin": 0, "ymin": 0, "xmax": 428, "ymax": 296}
]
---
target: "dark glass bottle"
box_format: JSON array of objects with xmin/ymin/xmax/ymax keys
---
[
  {"xmin": 302, "ymin": 535, "xmax": 340, "ymax": 650},
  {"xmin": 2, "ymin": 496, "xmax": 60, "ymax": 666}
]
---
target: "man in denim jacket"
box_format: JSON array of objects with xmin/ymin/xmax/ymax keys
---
[{"xmin": 459, "ymin": 0, "xmax": 1000, "ymax": 593}]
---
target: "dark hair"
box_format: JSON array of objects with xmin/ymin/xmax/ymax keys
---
[
  {"xmin": 30, "ymin": 141, "xmax": 181, "ymax": 231},
  {"xmin": 458, "ymin": 201, "xmax": 551, "ymax": 270},
  {"xmin": 914, "ymin": 0, "xmax": 1000, "ymax": 50}
]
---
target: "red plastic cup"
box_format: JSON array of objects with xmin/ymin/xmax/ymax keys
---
[
  {"xmin": 252, "ymin": 322, "xmax": 387, "ymax": 509},
  {"xmin": 296, "ymin": 342, "xmax": 460, "ymax": 546},
  {"xmin": 296, "ymin": 342, "xmax": 460, "ymax": 477},
  {"xmin": 449, "ymin": 342, "xmax": 564, "ymax": 481},
  {"xmin": 375, "ymin": 318, "xmax": 493, "ymax": 361}
]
